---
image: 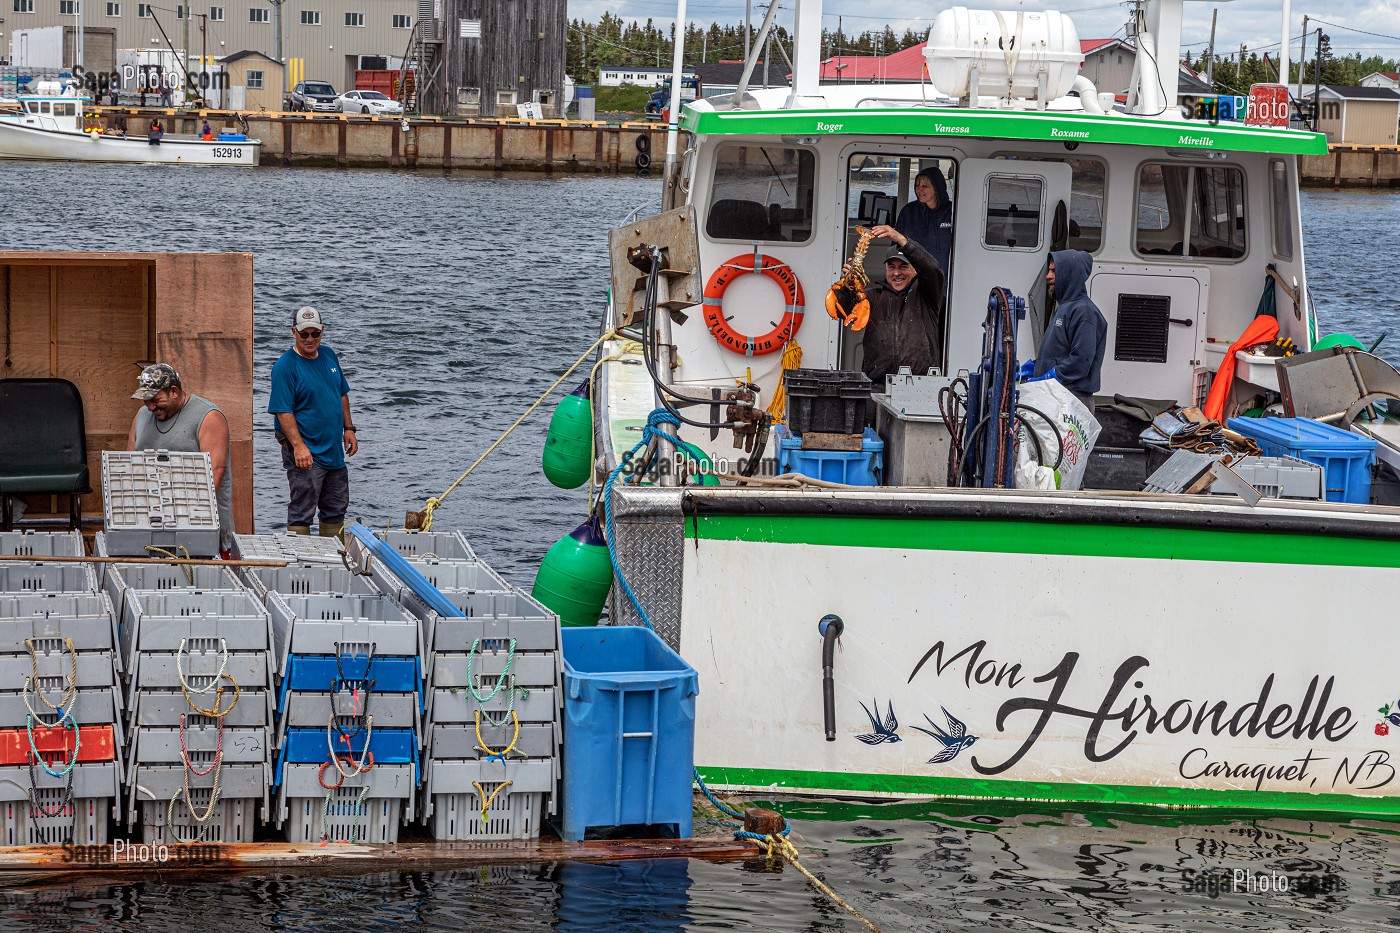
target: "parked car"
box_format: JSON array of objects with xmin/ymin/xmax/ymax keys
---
[
  {"xmin": 337, "ymin": 90, "xmax": 404, "ymax": 115},
  {"xmin": 287, "ymin": 81, "xmax": 340, "ymax": 112}
]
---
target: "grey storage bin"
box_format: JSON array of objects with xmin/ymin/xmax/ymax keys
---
[
  {"xmin": 278, "ymin": 690, "xmax": 418, "ymax": 733},
  {"xmin": 233, "ymin": 533, "xmax": 345, "ymax": 565},
  {"xmin": 106, "ymin": 564, "xmax": 243, "ymax": 628},
  {"xmin": 0, "ymin": 761, "xmax": 120, "ymax": 802},
  {"xmin": 0, "ymin": 686, "xmax": 121, "ymax": 729},
  {"xmin": 0, "ymin": 591, "xmax": 117, "ymax": 655},
  {"xmin": 371, "ymin": 557, "xmax": 507, "ymax": 602},
  {"xmin": 426, "ymin": 757, "xmax": 553, "ymax": 794},
  {"xmin": 130, "ymin": 724, "xmax": 270, "ymax": 768},
  {"xmin": 129, "ymin": 650, "xmax": 270, "ymax": 693},
  {"xmin": 379, "ymin": 530, "xmax": 476, "ymax": 562},
  {"xmin": 121, "ymin": 589, "xmax": 270, "ymax": 672},
  {"xmin": 276, "ymin": 762, "xmax": 413, "ymax": 842},
  {"xmin": 0, "ymin": 563, "xmax": 97, "ymax": 594},
  {"xmin": 427, "ymin": 722, "xmax": 556, "ymax": 760},
  {"xmin": 270, "ymin": 593, "xmax": 420, "ymax": 665},
  {"xmin": 0, "ymin": 651, "xmax": 119, "ymax": 691},
  {"xmin": 128, "ymin": 689, "xmax": 272, "ymax": 730},
  {"xmin": 0, "ymin": 530, "xmax": 84, "ymax": 558},
  {"xmin": 1210, "ymin": 454, "xmax": 1324, "ymax": 500},
  {"xmin": 140, "ymin": 793, "xmax": 257, "ymax": 844},
  {"xmin": 427, "ymin": 596, "xmax": 559, "ymax": 661},
  {"xmin": 278, "ymin": 761, "xmax": 415, "ymax": 801},
  {"xmin": 242, "ymin": 565, "xmax": 380, "ymax": 602},
  {"xmin": 428, "ymin": 685, "xmax": 556, "ymax": 724},
  {"xmin": 427, "ymin": 788, "xmax": 543, "ymax": 842},
  {"xmin": 102, "ymin": 450, "xmax": 221, "ymax": 557},
  {"xmin": 1, "ymin": 791, "xmax": 111, "ymax": 846},
  {"xmin": 126, "ymin": 763, "xmax": 268, "ymax": 828},
  {"xmin": 431, "ymin": 651, "xmax": 557, "ymax": 690}
]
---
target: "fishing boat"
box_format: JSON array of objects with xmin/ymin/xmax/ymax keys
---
[
  {"xmin": 589, "ymin": 0, "xmax": 1400, "ymax": 817},
  {"xmin": 0, "ymin": 83, "xmax": 259, "ymax": 166}
]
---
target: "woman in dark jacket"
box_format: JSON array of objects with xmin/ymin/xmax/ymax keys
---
[{"xmin": 894, "ymin": 166, "xmax": 953, "ymax": 274}]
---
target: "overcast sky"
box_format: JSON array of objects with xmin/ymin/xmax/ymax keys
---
[{"xmin": 571, "ymin": 0, "xmax": 1400, "ymax": 66}]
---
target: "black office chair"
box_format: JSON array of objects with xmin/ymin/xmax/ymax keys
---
[{"xmin": 0, "ymin": 378, "xmax": 92, "ymax": 530}]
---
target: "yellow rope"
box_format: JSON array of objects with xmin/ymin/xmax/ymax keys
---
[
  {"xmin": 471, "ymin": 779, "xmax": 513, "ymax": 824},
  {"xmin": 765, "ymin": 339, "xmax": 803, "ymax": 424},
  {"xmin": 761, "ymin": 834, "xmax": 881, "ymax": 933},
  {"xmin": 420, "ymin": 329, "xmax": 618, "ymax": 531},
  {"xmin": 473, "ymin": 709, "xmax": 521, "ymax": 760},
  {"xmin": 143, "ymin": 545, "xmax": 194, "ymax": 583}
]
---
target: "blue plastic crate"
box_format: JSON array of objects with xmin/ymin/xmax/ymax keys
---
[
  {"xmin": 1227, "ymin": 417, "xmax": 1376, "ymax": 503},
  {"xmin": 773, "ymin": 424, "xmax": 883, "ymax": 486},
  {"xmin": 278, "ymin": 654, "xmax": 423, "ymax": 712},
  {"xmin": 559, "ymin": 627, "xmax": 697, "ymax": 842},
  {"xmin": 274, "ymin": 727, "xmax": 419, "ymax": 787}
]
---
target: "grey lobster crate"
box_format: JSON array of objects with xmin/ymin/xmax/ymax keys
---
[
  {"xmin": 129, "ymin": 650, "xmax": 270, "ymax": 693},
  {"xmin": 378, "ymin": 530, "xmax": 476, "ymax": 562},
  {"xmin": 427, "ymin": 686, "xmax": 557, "ymax": 725},
  {"xmin": 277, "ymin": 690, "xmax": 418, "ymax": 733},
  {"xmin": 282, "ymin": 788, "xmax": 403, "ymax": 844},
  {"xmin": 425, "ymin": 758, "xmax": 553, "ymax": 795},
  {"xmin": 106, "ymin": 563, "xmax": 243, "ymax": 628},
  {"xmin": 0, "ymin": 530, "xmax": 85, "ymax": 558},
  {"xmin": 0, "ymin": 591, "xmax": 117, "ymax": 655},
  {"xmin": 0, "ymin": 686, "xmax": 121, "ymax": 729},
  {"xmin": 431, "ymin": 651, "xmax": 557, "ymax": 691},
  {"xmin": 0, "ymin": 651, "xmax": 119, "ymax": 692},
  {"xmin": 426, "ymin": 595, "xmax": 559, "ymax": 655},
  {"xmin": 129, "ymin": 724, "xmax": 269, "ymax": 770},
  {"xmin": 126, "ymin": 763, "xmax": 268, "ymax": 828},
  {"xmin": 0, "ymin": 762, "xmax": 120, "ymax": 803},
  {"xmin": 140, "ymin": 793, "xmax": 258, "ymax": 844},
  {"xmin": 121, "ymin": 589, "xmax": 270, "ymax": 674},
  {"xmin": 427, "ymin": 788, "xmax": 543, "ymax": 842},
  {"xmin": 277, "ymin": 761, "xmax": 415, "ymax": 803},
  {"xmin": 0, "ymin": 563, "xmax": 98, "ymax": 595},
  {"xmin": 370, "ymin": 557, "xmax": 508, "ymax": 603},
  {"xmin": 101, "ymin": 450, "xmax": 220, "ymax": 558},
  {"xmin": 1, "ymin": 792, "xmax": 112, "ymax": 846},
  {"xmin": 233, "ymin": 533, "xmax": 345, "ymax": 565},
  {"xmin": 269, "ymin": 593, "xmax": 420, "ymax": 674},
  {"xmin": 242, "ymin": 565, "xmax": 380, "ymax": 602},
  {"xmin": 128, "ymin": 689, "xmax": 272, "ymax": 730},
  {"xmin": 427, "ymin": 721, "xmax": 556, "ymax": 760}
]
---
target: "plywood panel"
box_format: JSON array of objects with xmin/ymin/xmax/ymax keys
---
[
  {"xmin": 54, "ymin": 262, "xmax": 151, "ymax": 437},
  {"xmin": 4, "ymin": 264, "xmax": 55, "ymax": 377}
]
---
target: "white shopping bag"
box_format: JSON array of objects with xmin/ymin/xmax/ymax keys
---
[{"xmin": 1015, "ymin": 379, "xmax": 1101, "ymax": 491}]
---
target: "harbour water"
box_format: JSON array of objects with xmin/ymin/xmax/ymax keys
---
[{"xmin": 2, "ymin": 165, "xmax": 1400, "ymax": 929}]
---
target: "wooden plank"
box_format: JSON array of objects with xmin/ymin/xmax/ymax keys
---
[
  {"xmin": 3, "ymin": 264, "xmax": 52, "ymax": 377},
  {"xmin": 54, "ymin": 262, "xmax": 150, "ymax": 438},
  {"xmin": 0, "ymin": 837, "xmax": 754, "ymax": 880}
]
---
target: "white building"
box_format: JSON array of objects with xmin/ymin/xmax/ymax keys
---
[{"xmin": 596, "ymin": 65, "xmax": 671, "ymax": 88}]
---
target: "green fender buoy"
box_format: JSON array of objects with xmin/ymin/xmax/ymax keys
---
[
  {"xmin": 1314, "ymin": 333, "xmax": 1366, "ymax": 351},
  {"xmin": 531, "ymin": 512, "xmax": 613, "ymax": 627},
  {"xmin": 542, "ymin": 379, "xmax": 593, "ymax": 489}
]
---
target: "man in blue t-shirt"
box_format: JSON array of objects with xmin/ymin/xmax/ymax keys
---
[{"xmin": 268, "ymin": 306, "xmax": 359, "ymax": 538}]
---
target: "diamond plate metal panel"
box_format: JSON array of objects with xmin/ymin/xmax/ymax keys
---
[{"xmin": 606, "ymin": 487, "xmax": 685, "ymax": 650}]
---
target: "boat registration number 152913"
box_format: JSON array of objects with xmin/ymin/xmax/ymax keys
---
[{"xmin": 213, "ymin": 147, "xmax": 243, "ymax": 159}]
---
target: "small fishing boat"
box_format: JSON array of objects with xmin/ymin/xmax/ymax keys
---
[
  {"xmin": 583, "ymin": 0, "xmax": 1400, "ymax": 819},
  {"xmin": 0, "ymin": 82, "xmax": 259, "ymax": 166}
]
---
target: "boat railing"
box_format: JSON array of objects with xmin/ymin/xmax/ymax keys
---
[{"xmin": 618, "ymin": 199, "xmax": 661, "ymax": 225}]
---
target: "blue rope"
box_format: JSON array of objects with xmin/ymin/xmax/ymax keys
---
[
  {"xmin": 693, "ymin": 766, "xmax": 792, "ymax": 838},
  {"xmin": 604, "ymin": 409, "xmax": 708, "ymax": 631}
]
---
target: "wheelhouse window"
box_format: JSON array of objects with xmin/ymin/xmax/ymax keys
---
[
  {"xmin": 992, "ymin": 154, "xmax": 1104, "ymax": 251},
  {"xmin": 1270, "ymin": 160, "xmax": 1293, "ymax": 260},
  {"xmin": 843, "ymin": 152, "xmax": 956, "ymax": 284},
  {"xmin": 1135, "ymin": 162, "xmax": 1247, "ymax": 260},
  {"xmin": 705, "ymin": 144, "xmax": 816, "ymax": 242},
  {"xmin": 983, "ymin": 175, "xmax": 1045, "ymax": 250}
]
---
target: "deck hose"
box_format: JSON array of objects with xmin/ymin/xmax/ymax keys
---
[{"xmin": 819, "ymin": 614, "xmax": 844, "ymax": 741}]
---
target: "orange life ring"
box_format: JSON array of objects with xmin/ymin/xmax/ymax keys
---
[{"xmin": 702, "ymin": 253, "xmax": 805, "ymax": 356}]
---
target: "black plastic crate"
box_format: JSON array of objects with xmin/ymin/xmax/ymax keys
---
[
  {"xmin": 1082, "ymin": 446, "xmax": 1149, "ymax": 491},
  {"xmin": 784, "ymin": 369, "xmax": 873, "ymax": 436}
]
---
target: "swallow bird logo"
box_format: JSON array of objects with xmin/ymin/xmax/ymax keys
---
[
  {"xmin": 855, "ymin": 698, "xmax": 901, "ymax": 745},
  {"xmin": 910, "ymin": 707, "xmax": 979, "ymax": 764}
]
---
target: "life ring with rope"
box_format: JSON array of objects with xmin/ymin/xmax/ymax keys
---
[{"xmin": 702, "ymin": 254, "xmax": 805, "ymax": 356}]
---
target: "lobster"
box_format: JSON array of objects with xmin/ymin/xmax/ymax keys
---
[{"xmin": 825, "ymin": 225, "xmax": 876, "ymax": 331}]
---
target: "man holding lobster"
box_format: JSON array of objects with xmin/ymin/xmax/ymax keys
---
[{"xmin": 829, "ymin": 225, "xmax": 947, "ymax": 385}]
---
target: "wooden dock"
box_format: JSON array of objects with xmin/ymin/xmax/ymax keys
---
[{"xmin": 0, "ymin": 837, "xmax": 755, "ymax": 887}]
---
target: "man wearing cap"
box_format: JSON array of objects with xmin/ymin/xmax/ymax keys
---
[
  {"xmin": 857, "ymin": 224, "xmax": 947, "ymax": 385},
  {"xmin": 128, "ymin": 363, "xmax": 234, "ymax": 553},
  {"xmin": 268, "ymin": 306, "xmax": 358, "ymax": 538}
]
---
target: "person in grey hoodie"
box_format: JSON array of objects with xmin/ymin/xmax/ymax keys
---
[{"xmin": 1032, "ymin": 249, "xmax": 1107, "ymax": 409}]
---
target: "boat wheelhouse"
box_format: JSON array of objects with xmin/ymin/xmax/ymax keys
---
[{"xmin": 592, "ymin": 0, "xmax": 1400, "ymax": 817}]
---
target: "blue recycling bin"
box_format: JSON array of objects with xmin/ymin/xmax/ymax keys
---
[{"xmin": 560, "ymin": 626, "xmax": 698, "ymax": 841}]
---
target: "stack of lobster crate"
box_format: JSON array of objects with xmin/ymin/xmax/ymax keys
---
[
  {"xmin": 239, "ymin": 533, "xmax": 424, "ymax": 845},
  {"xmin": 0, "ymin": 530, "xmax": 122, "ymax": 846},
  {"xmin": 99, "ymin": 451, "xmax": 274, "ymax": 844},
  {"xmin": 362, "ymin": 530, "xmax": 562, "ymax": 841}
]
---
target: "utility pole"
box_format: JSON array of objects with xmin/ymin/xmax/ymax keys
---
[
  {"xmin": 744, "ymin": 0, "xmax": 751, "ymax": 65},
  {"xmin": 75, "ymin": 0, "xmax": 84, "ymax": 77},
  {"xmin": 1278, "ymin": 0, "xmax": 1290, "ymax": 91},
  {"xmin": 267, "ymin": 0, "xmax": 285, "ymax": 67},
  {"xmin": 181, "ymin": 0, "xmax": 189, "ymax": 103},
  {"xmin": 1205, "ymin": 8, "xmax": 1217, "ymax": 86},
  {"xmin": 1297, "ymin": 15, "xmax": 1308, "ymax": 106},
  {"xmin": 837, "ymin": 15, "xmax": 843, "ymax": 85}
]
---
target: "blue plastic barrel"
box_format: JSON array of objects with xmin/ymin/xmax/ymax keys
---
[{"xmin": 559, "ymin": 627, "xmax": 698, "ymax": 841}]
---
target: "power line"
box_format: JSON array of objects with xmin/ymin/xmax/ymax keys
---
[{"xmin": 1309, "ymin": 18, "xmax": 1400, "ymax": 44}]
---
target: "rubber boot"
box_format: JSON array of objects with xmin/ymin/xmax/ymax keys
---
[
  {"xmin": 288, "ymin": 524, "xmax": 312, "ymax": 536},
  {"xmin": 319, "ymin": 521, "xmax": 345, "ymax": 541}
]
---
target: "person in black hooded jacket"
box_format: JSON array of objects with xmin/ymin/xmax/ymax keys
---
[
  {"xmin": 1032, "ymin": 249, "xmax": 1108, "ymax": 409},
  {"xmin": 858, "ymin": 225, "xmax": 946, "ymax": 386},
  {"xmin": 894, "ymin": 166, "xmax": 953, "ymax": 274}
]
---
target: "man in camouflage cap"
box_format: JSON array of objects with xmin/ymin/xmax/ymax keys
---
[
  {"xmin": 128, "ymin": 363, "xmax": 234, "ymax": 554},
  {"xmin": 268, "ymin": 306, "xmax": 359, "ymax": 538}
]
